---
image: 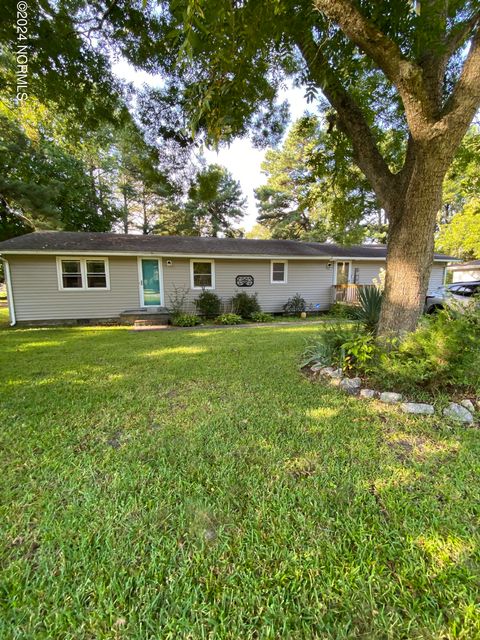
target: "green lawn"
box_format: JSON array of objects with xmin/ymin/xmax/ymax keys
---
[{"xmin": 1, "ymin": 321, "xmax": 479, "ymax": 639}]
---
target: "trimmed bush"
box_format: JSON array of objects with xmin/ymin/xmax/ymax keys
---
[
  {"xmin": 231, "ymin": 292, "xmax": 261, "ymax": 319},
  {"xmin": 283, "ymin": 293, "xmax": 306, "ymax": 315},
  {"xmin": 171, "ymin": 313, "xmax": 201, "ymax": 327},
  {"xmin": 195, "ymin": 290, "xmax": 222, "ymax": 318},
  {"xmin": 251, "ymin": 311, "xmax": 274, "ymax": 323},
  {"xmin": 217, "ymin": 313, "xmax": 243, "ymax": 325}
]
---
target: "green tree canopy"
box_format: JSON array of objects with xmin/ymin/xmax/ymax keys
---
[
  {"xmin": 436, "ymin": 199, "xmax": 480, "ymax": 260},
  {"xmin": 256, "ymin": 115, "xmax": 385, "ymax": 243},
  {"xmin": 184, "ymin": 164, "xmax": 246, "ymax": 237}
]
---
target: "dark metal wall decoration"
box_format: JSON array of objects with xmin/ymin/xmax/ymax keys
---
[{"xmin": 235, "ymin": 275, "xmax": 254, "ymax": 287}]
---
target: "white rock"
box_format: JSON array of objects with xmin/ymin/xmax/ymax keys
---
[
  {"xmin": 340, "ymin": 377, "xmax": 361, "ymax": 395},
  {"xmin": 461, "ymin": 399, "xmax": 475, "ymax": 413},
  {"xmin": 310, "ymin": 363, "xmax": 326, "ymax": 372},
  {"xmin": 401, "ymin": 402, "xmax": 435, "ymax": 415},
  {"xmin": 379, "ymin": 392, "xmax": 403, "ymax": 404},
  {"xmin": 320, "ymin": 367, "xmax": 343, "ymax": 379},
  {"xmin": 443, "ymin": 402, "xmax": 474, "ymax": 424},
  {"xmin": 359, "ymin": 389, "xmax": 378, "ymax": 399},
  {"xmin": 329, "ymin": 368, "xmax": 344, "ymax": 379}
]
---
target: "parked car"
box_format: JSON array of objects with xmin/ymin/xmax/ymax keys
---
[{"xmin": 424, "ymin": 281, "xmax": 480, "ymax": 314}]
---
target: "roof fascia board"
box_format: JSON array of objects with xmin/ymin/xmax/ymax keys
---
[{"xmin": 0, "ymin": 249, "xmax": 455, "ymax": 262}]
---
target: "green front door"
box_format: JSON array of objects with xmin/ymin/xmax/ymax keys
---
[{"xmin": 141, "ymin": 259, "xmax": 161, "ymax": 306}]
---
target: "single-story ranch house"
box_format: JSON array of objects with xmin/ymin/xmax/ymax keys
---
[{"xmin": 0, "ymin": 231, "xmax": 454, "ymax": 326}]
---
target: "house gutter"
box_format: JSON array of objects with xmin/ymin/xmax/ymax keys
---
[
  {"xmin": 0, "ymin": 250, "xmax": 457, "ymax": 262},
  {"xmin": 1, "ymin": 257, "xmax": 16, "ymax": 326}
]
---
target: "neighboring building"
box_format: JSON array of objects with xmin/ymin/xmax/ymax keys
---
[
  {"xmin": 0, "ymin": 231, "xmax": 453, "ymax": 326},
  {"xmin": 448, "ymin": 259, "xmax": 480, "ymax": 283}
]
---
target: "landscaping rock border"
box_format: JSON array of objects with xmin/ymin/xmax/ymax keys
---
[{"xmin": 309, "ymin": 363, "xmax": 477, "ymax": 424}]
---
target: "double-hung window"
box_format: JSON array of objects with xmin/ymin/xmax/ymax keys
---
[
  {"xmin": 271, "ymin": 260, "xmax": 287, "ymax": 284},
  {"xmin": 60, "ymin": 260, "xmax": 83, "ymax": 289},
  {"xmin": 191, "ymin": 260, "xmax": 215, "ymax": 289},
  {"xmin": 85, "ymin": 260, "xmax": 107, "ymax": 288},
  {"xmin": 57, "ymin": 258, "xmax": 110, "ymax": 290}
]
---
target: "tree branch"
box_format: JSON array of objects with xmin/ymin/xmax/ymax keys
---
[
  {"xmin": 296, "ymin": 32, "xmax": 396, "ymax": 211},
  {"xmin": 437, "ymin": 26, "xmax": 480, "ymax": 154},
  {"xmin": 313, "ymin": 0, "xmax": 434, "ymax": 133},
  {"xmin": 444, "ymin": 10, "xmax": 480, "ymax": 58}
]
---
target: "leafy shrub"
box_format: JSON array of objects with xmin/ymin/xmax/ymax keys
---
[
  {"xmin": 251, "ymin": 311, "xmax": 274, "ymax": 323},
  {"xmin": 302, "ymin": 324, "xmax": 365, "ymax": 368},
  {"xmin": 352, "ymin": 286, "xmax": 383, "ymax": 334},
  {"xmin": 217, "ymin": 313, "xmax": 243, "ymax": 325},
  {"xmin": 195, "ymin": 290, "xmax": 221, "ymax": 318},
  {"xmin": 328, "ymin": 303, "xmax": 358, "ymax": 319},
  {"xmin": 341, "ymin": 333, "xmax": 376, "ymax": 374},
  {"xmin": 283, "ymin": 293, "xmax": 306, "ymax": 315},
  {"xmin": 371, "ymin": 302, "xmax": 480, "ymax": 394},
  {"xmin": 171, "ymin": 313, "xmax": 201, "ymax": 327},
  {"xmin": 231, "ymin": 292, "xmax": 261, "ymax": 319}
]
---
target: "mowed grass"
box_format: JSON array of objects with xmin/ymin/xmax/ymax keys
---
[{"xmin": 0, "ymin": 321, "xmax": 479, "ymax": 639}]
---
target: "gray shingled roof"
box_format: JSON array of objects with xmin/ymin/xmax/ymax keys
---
[{"xmin": 0, "ymin": 231, "xmax": 456, "ymax": 260}]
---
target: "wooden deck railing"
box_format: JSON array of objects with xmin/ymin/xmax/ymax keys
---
[{"xmin": 333, "ymin": 284, "xmax": 375, "ymax": 304}]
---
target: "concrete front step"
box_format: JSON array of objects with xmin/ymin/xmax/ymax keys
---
[{"xmin": 120, "ymin": 308, "xmax": 170, "ymax": 326}]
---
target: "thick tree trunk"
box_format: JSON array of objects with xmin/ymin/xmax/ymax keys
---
[{"xmin": 378, "ymin": 156, "xmax": 444, "ymax": 336}]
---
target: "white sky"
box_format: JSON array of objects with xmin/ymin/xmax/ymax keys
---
[{"xmin": 112, "ymin": 59, "xmax": 311, "ymax": 231}]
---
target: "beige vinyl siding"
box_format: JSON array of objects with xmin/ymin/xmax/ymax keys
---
[
  {"xmin": 9, "ymin": 255, "xmax": 139, "ymax": 321},
  {"xmin": 428, "ymin": 265, "xmax": 446, "ymax": 290},
  {"xmin": 352, "ymin": 261, "xmax": 445, "ymax": 290},
  {"xmin": 351, "ymin": 261, "xmax": 383, "ymax": 285},
  {"xmin": 7, "ymin": 253, "xmax": 449, "ymax": 322},
  {"xmin": 163, "ymin": 258, "xmax": 334, "ymax": 312}
]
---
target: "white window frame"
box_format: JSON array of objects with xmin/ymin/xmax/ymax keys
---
[
  {"xmin": 190, "ymin": 259, "xmax": 215, "ymax": 290},
  {"xmin": 56, "ymin": 257, "xmax": 110, "ymax": 291},
  {"xmin": 270, "ymin": 260, "xmax": 288, "ymax": 284}
]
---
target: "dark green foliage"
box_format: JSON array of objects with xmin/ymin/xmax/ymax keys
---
[
  {"xmin": 328, "ymin": 303, "xmax": 358, "ymax": 320},
  {"xmin": 255, "ymin": 116, "xmax": 385, "ymax": 242},
  {"xmin": 231, "ymin": 292, "xmax": 261, "ymax": 319},
  {"xmin": 0, "ymin": 206, "xmax": 33, "ymax": 242},
  {"xmin": 251, "ymin": 311, "xmax": 274, "ymax": 323},
  {"xmin": 195, "ymin": 290, "xmax": 222, "ymax": 318},
  {"xmin": 283, "ymin": 294, "xmax": 306, "ymax": 315},
  {"xmin": 371, "ymin": 304, "xmax": 480, "ymax": 395},
  {"xmin": 184, "ymin": 164, "xmax": 247, "ymax": 237},
  {"xmin": 217, "ymin": 313, "xmax": 243, "ymax": 325},
  {"xmin": 0, "ymin": 115, "xmax": 120, "ymax": 235},
  {"xmin": 302, "ymin": 324, "xmax": 362, "ymax": 369},
  {"xmin": 353, "ymin": 287, "xmax": 383, "ymax": 334},
  {"xmin": 170, "ymin": 313, "xmax": 201, "ymax": 327},
  {"xmin": 341, "ymin": 333, "xmax": 376, "ymax": 374}
]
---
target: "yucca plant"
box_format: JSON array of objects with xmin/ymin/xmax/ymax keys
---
[{"xmin": 353, "ymin": 286, "xmax": 383, "ymax": 334}]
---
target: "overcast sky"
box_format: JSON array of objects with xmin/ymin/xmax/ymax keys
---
[{"xmin": 112, "ymin": 59, "xmax": 311, "ymax": 231}]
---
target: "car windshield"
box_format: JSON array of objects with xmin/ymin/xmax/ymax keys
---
[{"xmin": 449, "ymin": 284, "xmax": 479, "ymax": 297}]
